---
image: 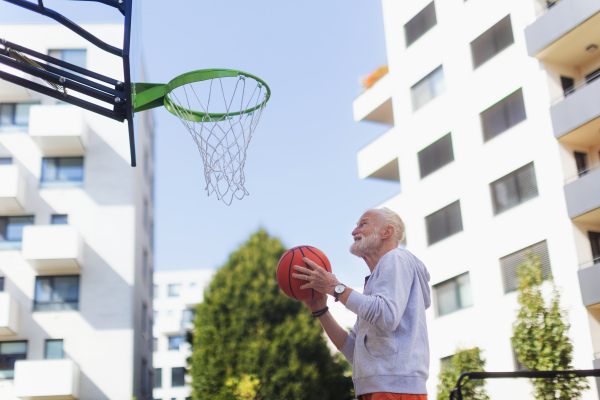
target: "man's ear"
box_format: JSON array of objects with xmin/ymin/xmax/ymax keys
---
[{"xmin": 382, "ymin": 225, "xmax": 395, "ymax": 240}]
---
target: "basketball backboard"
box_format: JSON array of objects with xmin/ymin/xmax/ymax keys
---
[{"xmin": 0, "ymin": 0, "xmax": 143, "ymax": 165}]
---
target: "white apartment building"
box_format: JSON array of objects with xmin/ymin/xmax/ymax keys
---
[
  {"xmin": 353, "ymin": 0, "xmax": 600, "ymax": 398},
  {"xmin": 152, "ymin": 269, "xmax": 215, "ymax": 400},
  {"xmin": 0, "ymin": 23, "xmax": 155, "ymax": 399}
]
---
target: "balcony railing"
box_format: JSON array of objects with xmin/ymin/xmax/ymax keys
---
[
  {"xmin": 14, "ymin": 359, "xmax": 80, "ymax": 399},
  {"xmin": 565, "ymin": 162, "xmax": 600, "ymax": 184},
  {"xmin": 28, "ymin": 105, "xmax": 87, "ymax": 155},
  {"xmin": 22, "ymin": 225, "xmax": 82, "ymax": 272},
  {"xmin": 0, "ymin": 292, "xmax": 20, "ymax": 336},
  {"xmin": 0, "ymin": 164, "xmax": 26, "ymax": 213}
]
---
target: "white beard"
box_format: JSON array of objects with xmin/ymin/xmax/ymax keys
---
[{"xmin": 350, "ymin": 231, "xmax": 380, "ymax": 257}]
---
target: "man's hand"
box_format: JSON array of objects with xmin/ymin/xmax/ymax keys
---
[{"xmin": 292, "ymin": 258, "xmax": 340, "ymax": 297}]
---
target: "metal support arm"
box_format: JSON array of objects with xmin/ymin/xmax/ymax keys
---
[{"xmin": 450, "ymin": 369, "xmax": 600, "ymax": 400}]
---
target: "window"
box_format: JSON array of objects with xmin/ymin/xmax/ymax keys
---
[
  {"xmin": 153, "ymin": 337, "xmax": 158, "ymax": 352},
  {"xmin": 0, "ymin": 341, "xmax": 27, "ymax": 379},
  {"xmin": 0, "ymin": 158, "xmax": 12, "ymax": 165},
  {"xmin": 418, "ymin": 133, "xmax": 454, "ymax": 178},
  {"xmin": 168, "ymin": 335, "xmax": 185, "ymax": 351},
  {"xmin": 585, "ymin": 67, "xmax": 600, "ymax": 85},
  {"xmin": 41, "ymin": 157, "xmax": 84, "ymax": 188},
  {"xmin": 426, "ymin": 200, "xmax": 463, "ymax": 245},
  {"xmin": 171, "ymin": 367, "xmax": 185, "ymax": 387},
  {"xmin": 588, "ymin": 232, "xmax": 600, "ymax": 265},
  {"xmin": 34, "ymin": 275, "xmax": 80, "ymax": 311},
  {"xmin": 142, "ymin": 303, "xmax": 148, "ymax": 334},
  {"xmin": 44, "ymin": 339, "xmax": 64, "ymax": 359},
  {"xmin": 490, "ymin": 162, "xmax": 538, "ymax": 214},
  {"xmin": 0, "ymin": 277, "xmax": 4, "ymax": 291},
  {"xmin": 167, "ymin": 284, "xmax": 181, "ymax": 297},
  {"xmin": 471, "ymin": 15, "xmax": 514, "ymax": 69},
  {"xmin": 153, "ymin": 285, "xmax": 159, "ymax": 299},
  {"xmin": 411, "ymin": 66, "xmax": 445, "ymax": 111},
  {"xmin": 500, "ymin": 240, "xmax": 551, "ymax": 293},
  {"xmin": 0, "ymin": 216, "xmax": 34, "ymax": 249},
  {"xmin": 141, "ymin": 358, "xmax": 148, "ymax": 396},
  {"xmin": 574, "ymin": 152, "xmax": 588, "ymax": 177},
  {"xmin": 182, "ymin": 309, "xmax": 195, "ymax": 324},
  {"xmin": 434, "ymin": 272, "xmax": 473, "ymax": 316},
  {"xmin": 48, "ymin": 49, "xmax": 87, "ymax": 70},
  {"xmin": 0, "ymin": 103, "xmax": 37, "ymax": 131},
  {"xmin": 51, "ymin": 214, "xmax": 68, "ymax": 225},
  {"xmin": 143, "ymin": 249, "xmax": 149, "ymax": 283},
  {"xmin": 404, "ymin": 2, "xmax": 437, "ymax": 47},
  {"xmin": 480, "ymin": 88, "xmax": 526, "ymax": 141},
  {"xmin": 143, "ymin": 198, "xmax": 149, "ymax": 231},
  {"xmin": 154, "ymin": 368, "xmax": 162, "ymax": 388},
  {"xmin": 561, "ymin": 76, "xmax": 575, "ymax": 96}
]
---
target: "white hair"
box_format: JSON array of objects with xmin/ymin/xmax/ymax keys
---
[{"xmin": 367, "ymin": 207, "xmax": 406, "ymax": 244}]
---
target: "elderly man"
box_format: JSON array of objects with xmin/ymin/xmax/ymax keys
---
[{"xmin": 293, "ymin": 208, "xmax": 431, "ymax": 400}]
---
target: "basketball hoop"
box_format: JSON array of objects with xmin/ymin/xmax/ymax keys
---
[{"xmin": 133, "ymin": 69, "xmax": 271, "ymax": 205}]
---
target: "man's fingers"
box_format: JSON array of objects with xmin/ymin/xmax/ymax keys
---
[
  {"xmin": 303, "ymin": 258, "xmax": 325, "ymax": 271},
  {"xmin": 292, "ymin": 273, "xmax": 309, "ymax": 280},
  {"xmin": 293, "ymin": 264, "xmax": 312, "ymax": 274}
]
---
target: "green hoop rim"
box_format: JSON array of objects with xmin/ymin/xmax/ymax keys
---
[{"xmin": 164, "ymin": 69, "xmax": 271, "ymax": 122}]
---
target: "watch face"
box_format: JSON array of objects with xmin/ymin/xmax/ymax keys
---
[{"xmin": 335, "ymin": 284, "xmax": 345, "ymax": 294}]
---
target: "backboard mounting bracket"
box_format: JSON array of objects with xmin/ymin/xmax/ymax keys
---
[{"xmin": 0, "ymin": 0, "xmax": 139, "ymax": 166}]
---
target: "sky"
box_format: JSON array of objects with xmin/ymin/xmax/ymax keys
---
[{"xmin": 0, "ymin": 0, "xmax": 399, "ymax": 290}]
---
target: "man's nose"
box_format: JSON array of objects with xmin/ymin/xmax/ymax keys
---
[{"xmin": 351, "ymin": 227, "xmax": 359, "ymax": 236}]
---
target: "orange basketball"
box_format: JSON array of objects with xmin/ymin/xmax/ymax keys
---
[{"xmin": 276, "ymin": 245, "xmax": 332, "ymax": 301}]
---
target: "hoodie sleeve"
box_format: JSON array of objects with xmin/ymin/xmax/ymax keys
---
[
  {"xmin": 345, "ymin": 252, "xmax": 414, "ymax": 332},
  {"xmin": 339, "ymin": 321, "xmax": 357, "ymax": 364}
]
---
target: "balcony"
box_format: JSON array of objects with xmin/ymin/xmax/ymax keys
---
[
  {"xmin": 564, "ymin": 166, "xmax": 600, "ymax": 223},
  {"xmin": 22, "ymin": 225, "xmax": 82, "ymax": 272},
  {"xmin": 14, "ymin": 359, "xmax": 80, "ymax": 400},
  {"xmin": 578, "ymin": 261, "xmax": 600, "ymax": 308},
  {"xmin": 28, "ymin": 105, "xmax": 87, "ymax": 155},
  {"xmin": 0, "ymin": 164, "xmax": 26, "ymax": 213},
  {"xmin": 352, "ymin": 73, "xmax": 394, "ymax": 126},
  {"xmin": 357, "ymin": 128, "xmax": 400, "ymax": 182},
  {"xmin": 0, "ymin": 66, "xmax": 30, "ymax": 99},
  {"xmin": 0, "ymin": 292, "xmax": 20, "ymax": 335},
  {"xmin": 525, "ymin": 0, "xmax": 600, "ymax": 66},
  {"xmin": 551, "ymin": 76, "xmax": 600, "ymax": 144}
]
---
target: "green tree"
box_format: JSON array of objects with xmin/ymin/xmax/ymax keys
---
[
  {"xmin": 190, "ymin": 229, "xmax": 353, "ymax": 400},
  {"xmin": 437, "ymin": 347, "xmax": 489, "ymax": 400},
  {"xmin": 511, "ymin": 253, "xmax": 589, "ymax": 400}
]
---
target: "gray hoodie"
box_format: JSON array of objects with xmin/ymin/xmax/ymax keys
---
[{"xmin": 340, "ymin": 248, "xmax": 431, "ymax": 396}]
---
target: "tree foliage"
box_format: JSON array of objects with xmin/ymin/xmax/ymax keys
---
[
  {"xmin": 511, "ymin": 253, "xmax": 589, "ymax": 400},
  {"xmin": 437, "ymin": 347, "xmax": 489, "ymax": 400},
  {"xmin": 190, "ymin": 229, "xmax": 353, "ymax": 400}
]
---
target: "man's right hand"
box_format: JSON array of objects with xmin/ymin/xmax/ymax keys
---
[{"xmin": 304, "ymin": 291, "xmax": 328, "ymax": 313}]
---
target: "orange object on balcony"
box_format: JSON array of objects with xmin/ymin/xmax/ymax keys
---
[{"xmin": 362, "ymin": 65, "xmax": 389, "ymax": 90}]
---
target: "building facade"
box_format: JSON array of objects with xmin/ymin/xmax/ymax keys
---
[
  {"xmin": 353, "ymin": 0, "xmax": 600, "ymax": 398},
  {"xmin": 152, "ymin": 269, "xmax": 215, "ymax": 400},
  {"xmin": 0, "ymin": 23, "xmax": 155, "ymax": 399}
]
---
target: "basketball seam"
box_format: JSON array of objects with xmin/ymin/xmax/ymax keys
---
[
  {"xmin": 287, "ymin": 248, "xmax": 299, "ymax": 300},
  {"xmin": 305, "ymin": 246, "xmax": 329, "ymax": 271},
  {"xmin": 297, "ymin": 246, "xmax": 315, "ymax": 301}
]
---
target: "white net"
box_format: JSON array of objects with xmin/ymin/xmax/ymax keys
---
[{"xmin": 166, "ymin": 74, "xmax": 269, "ymax": 205}]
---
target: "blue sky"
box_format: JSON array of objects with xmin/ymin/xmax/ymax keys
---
[{"xmin": 0, "ymin": 0, "xmax": 399, "ymax": 289}]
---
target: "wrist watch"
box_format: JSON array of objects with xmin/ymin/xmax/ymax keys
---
[{"xmin": 334, "ymin": 284, "xmax": 346, "ymax": 302}]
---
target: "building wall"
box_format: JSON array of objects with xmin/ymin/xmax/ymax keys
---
[
  {"xmin": 153, "ymin": 269, "xmax": 215, "ymax": 400},
  {"xmin": 0, "ymin": 23, "xmax": 154, "ymax": 400},
  {"xmin": 355, "ymin": 1, "xmax": 599, "ymax": 398}
]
